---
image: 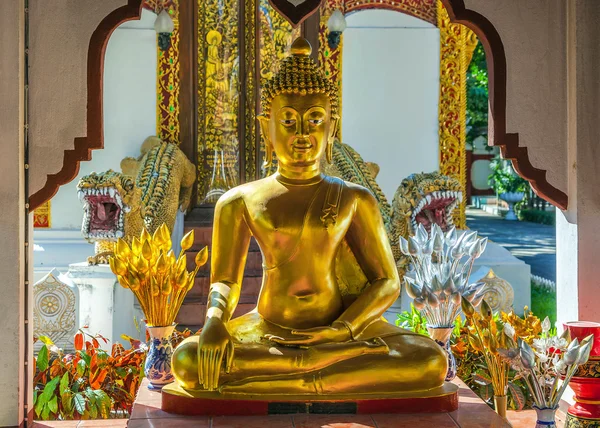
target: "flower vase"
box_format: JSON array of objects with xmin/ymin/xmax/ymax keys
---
[
  {"xmin": 534, "ymin": 405, "xmax": 558, "ymax": 428},
  {"xmin": 494, "ymin": 395, "xmax": 507, "ymax": 418},
  {"xmin": 500, "ymin": 192, "xmax": 524, "ymax": 221},
  {"xmin": 145, "ymin": 324, "xmax": 176, "ymax": 390},
  {"xmin": 427, "ymin": 326, "xmax": 456, "ymax": 381}
]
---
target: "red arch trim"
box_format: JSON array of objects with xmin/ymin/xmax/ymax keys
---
[{"xmin": 29, "ymin": 0, "xmax": 144, "ymax": 211}]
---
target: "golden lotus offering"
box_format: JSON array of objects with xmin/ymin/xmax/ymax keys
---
[{"xmin": 109, "ymin": 223, "xmax": 208, "ymax": 327}]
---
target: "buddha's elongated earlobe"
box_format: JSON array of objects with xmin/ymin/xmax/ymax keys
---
[
  {"xmin": 326, "ymin": 116, "xmax": 339, "ymax": 164},
  {"xmin": 258, "ymin": 114, "xmax": 272, "ymax": 169},
  {"xmin": 264, "ymin": 143, "xmax": 273, "ymax": 169}
]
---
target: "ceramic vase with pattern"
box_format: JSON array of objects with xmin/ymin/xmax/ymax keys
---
[
  {"xmin": 427, "ymin": 326, "xmax": 457, "ymax": 381},
  {"xmin": 145, "ymin": 324, "xmax": 176, "ymax": 390},
  {"xmin": 534, "ymin": 405, "xmax": 558, "ymax": 428}
]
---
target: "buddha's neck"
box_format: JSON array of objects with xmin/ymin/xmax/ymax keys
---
[{"xmin": 276, "ymin": 163, "xmax": 323, "ymax": 185}]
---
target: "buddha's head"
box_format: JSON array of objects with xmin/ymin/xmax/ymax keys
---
[{"xmin": 259, "ymin": 38, "xmax": 339, "ymax": 170}]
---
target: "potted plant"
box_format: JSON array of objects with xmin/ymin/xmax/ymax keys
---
[
  {"xmin": 488, "ymin": 157, "xmax": 528, "ymax": 220},
  {"xmin": 401, "ymin": 224, "xmax": 488, "ymax": 381}
]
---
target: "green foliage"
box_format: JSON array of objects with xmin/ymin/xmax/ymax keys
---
[
  {"xmin": 33, "ymin": 331, "xmax": 146, "ymax": 420},
  {"xmin": 466, "ymin": 42, "xmax": 490, "ymax": 145},
  {"xmin": 488, "ymin": 156, "xmax": 528, "ymax": 194},
  {"xmin": 396, "ymin": 303, "xmax": 429, "ymax": 335},
  {"xmin": 518, "ymin": 208, "xmax": 556, "ymax": 226},
  {"xmin": 531, "ymin": 282, "xmax": 557, "ymax": 326}
]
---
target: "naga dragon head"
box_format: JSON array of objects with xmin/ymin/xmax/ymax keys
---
[
  {"xmin": 77, "ymin": 170, "xmax": 142, "ymax": 243},
  {"xmin": 391, "ymin": 171, "xmax": 463, "ymax": 237}
]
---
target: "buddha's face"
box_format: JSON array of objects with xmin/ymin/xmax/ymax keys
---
[{"xmin": 260, "ymin": 93, "xmax": 338, "ymax": 168}]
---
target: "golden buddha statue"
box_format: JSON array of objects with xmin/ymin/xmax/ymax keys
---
[{"xmin": 171, "ymin": 38, "xmax": 447, "ymax": 396}]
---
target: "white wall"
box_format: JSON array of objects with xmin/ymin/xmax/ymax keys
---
[
  {"xmin": 342, "ymin": 10, "xmax": 440, "ymax": 201},
  {"xmin": 49, "ymin": 9, "xmax": 157, "ymax": 230}
]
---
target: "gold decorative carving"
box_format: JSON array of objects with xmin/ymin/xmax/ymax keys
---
[
  {"xmin": 344, "ymin": 0, "xmax": 436, "ymax": 25},
  {"xmin": 244, "ymin": 0, "xmax": 257, "ymax": 181},
  {"xmin": 566, "ymin": 415, "xmax": 600, "ymax": 428},
  {"xmin": 319, "ymin": 0, "xmax": 344, "ymax": 140},
  {"xmin": 34, "ymin": 200, "xmax": 51, "ymax": 228},
  {"xmin": 153, "ymin": 1, "xmax": 181, "ymax": 145},
  {"xmin": 437, "ymin": 0, "xmax": 477, "ymax": 229},
  {"xmin": 575, "ymin": 356, "xmax": 600, "ymax": 379},
  {"xmin": 197, "ymin": 0, "xmax": 241, "ymax": 201},
  {"xmin": 33, "ymin": 269, "xmax": 78, "ymax": 353},
  {"xmin": 477, "ymin": 269, "xmax": 514, "ymax": 314}
]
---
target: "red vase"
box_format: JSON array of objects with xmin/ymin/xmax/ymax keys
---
[{"xmin": 564, "ymin": 321, "xmax": 600, "ymax": 427}]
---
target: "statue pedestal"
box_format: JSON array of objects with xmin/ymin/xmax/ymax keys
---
[{"xmin": 160, "ymin": 382, "xmax": 459, "ymax": 416}]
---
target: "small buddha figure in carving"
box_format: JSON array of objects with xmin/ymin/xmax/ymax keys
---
[{"xmin": 172, "ymin": 38, "xmax": 447, "ymax": 395}]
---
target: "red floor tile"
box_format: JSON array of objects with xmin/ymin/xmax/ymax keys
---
[
  {"xmin": 373, "ymin": 413, "xmax": 458, "ymax": 428},
  {"xmin": 292, "ymin": 414, "xmax": 376, "ymax": 428},
  {"xmin": 78, "ymin": 420, "xmax": 128, "ymax": 427},
  {"xmin": 211, "ymin": 415, "xmax": 294, "ymax": 428},
  {"xmin": 32, "ymin": 422, "xmax": 79, "ymax": 428},
  {"xmin": 127, "ymin": 418, "xmax": 210, "ymax": 427}
]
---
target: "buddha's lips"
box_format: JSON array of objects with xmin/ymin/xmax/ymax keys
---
[
  {"xmin": 410, "ymin": 191, "xmax": 463, "ymax": 233},
  {"xmin": 291, "ymin": 136, "xmax": 316, "ymax": 151}
]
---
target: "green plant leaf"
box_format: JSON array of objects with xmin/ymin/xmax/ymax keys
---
[
  {"xmin": 39, "ymin": 376, "xmax": 60, "ymax": 404},
  {"xmin": 61, "ymin": 391, "xmax": 74, "ymax": 417},
  {"xmin": 84, "ymin": 387, "xmax": 97, "ymax": 406},
  {"xmin": 78, "ymin": 350, "xmax": 92, "ymax": 367},
  {"xmin": 473, "ymin": 369, "xmax": 492, "ymax": 386},
  {"xmin": 59, "ymin": 372, "xmax": 70, "ymax": 396},
  {"xmin": 94, "ymin": 390, "xmax": 111, "ymax": 418},
  {"xmin": 88, "ymin": 401, "xmax": 98, "ymax": 419},
  {"xmin": 508, "ymin": 381, "xmax": 526, "ymax": 411},
  {"xmin": 77, "ymin": 359, "xmax": 86, "ymax": 377},
  {"xmin": 479, "ymin": 383, "xmax": 493, "ymax": 402},
  {"xmin": 34, "ymin": 391, "xmax": 46, "ymax": 417},
  {"xmin": 41, "ymin": 403, "xmax": 50, "ymax": 420},
  {"xmin": 38, "ymin": 335, "xmax": 54, "ymax": 346},
  {"xmin": 37, "ymin": 345, "xmax": 49, "ymax": 372},
  {"xmin": 47, "ymin": 395, "xmax": 58, "ymax": 414},
  {"xmin": 73, "ymin": 393, "xmax": 86, "ymax": 415}
]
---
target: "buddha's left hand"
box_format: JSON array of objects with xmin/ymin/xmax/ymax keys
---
[{"xmin": 266, "ymin": 323, "xmax": 351, "ymax": 347}]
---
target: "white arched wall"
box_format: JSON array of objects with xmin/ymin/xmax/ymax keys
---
[
  {"xmin": 34, "ymin": 9, "xmax": 157, "ymax": 278},
  {"xmin": 341, "ymin": 9, "xmax": 440, "ymax": 201}
]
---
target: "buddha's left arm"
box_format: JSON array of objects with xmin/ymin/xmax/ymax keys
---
[{"xmin": 336, "ymin": 188, "xmax": 400, "ymax": 338}]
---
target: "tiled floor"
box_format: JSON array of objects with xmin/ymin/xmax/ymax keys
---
[{"xmin": 32, "ymin": 378, "xmax": 572, "ymax": 427}]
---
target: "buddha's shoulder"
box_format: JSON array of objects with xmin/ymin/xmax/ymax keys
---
[
  {"xmin": 339, "ymin": 179, "xmax": 378, "ymax": 204},
  {"xmin": 215, "ymin": 178, "xmax": 274, "ymax": 207}
]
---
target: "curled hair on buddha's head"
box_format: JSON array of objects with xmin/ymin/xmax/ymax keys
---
[{"xmin": 260, "ymin": 37, "xmax": 340, "ymax": 118}]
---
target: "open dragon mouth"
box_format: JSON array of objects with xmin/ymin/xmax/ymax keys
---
[
  {"xmin": 411, "ymin": 190, "xmax": 463, "ymax": 233},
  {"xmin": 79, "ymin": 187, "xmax": 129, "ymax": 240}
]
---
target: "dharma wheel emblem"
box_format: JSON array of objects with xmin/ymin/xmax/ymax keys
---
[{"xmin": 269, "ymin": 0, "xmax": 323, "ymax": 27}]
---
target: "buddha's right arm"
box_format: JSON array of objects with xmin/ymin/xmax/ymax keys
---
[{"xmin": 205, "ymin": 191, "xmax": 252, "ymax": 323}]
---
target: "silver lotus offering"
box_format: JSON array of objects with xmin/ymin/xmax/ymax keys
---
[{"xmin": 400, "ymin": 224, "xmax": 489, "ymax": 328}]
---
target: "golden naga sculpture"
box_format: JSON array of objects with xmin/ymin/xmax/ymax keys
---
[
  {"xmin": 171, "ymin": 38, "xmax": 447, "ymax": 396},
  {"xmin": 78, "ymin": 137, "xmax": 196, "ymax": 264}
]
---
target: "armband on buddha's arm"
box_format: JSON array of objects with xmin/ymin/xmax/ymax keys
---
[{"xmin": 206, "ymin": 282, "xmax": 232, "ymax": 322}]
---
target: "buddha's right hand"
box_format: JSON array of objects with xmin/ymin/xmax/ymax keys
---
[{"xmin": 198, "ymin": 317, "xmax": 234, "ymax": 390}]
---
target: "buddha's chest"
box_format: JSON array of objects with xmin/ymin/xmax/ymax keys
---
[{"xmin": 244, "ymin": 183, "xmax": 353, "ymax": 251}]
